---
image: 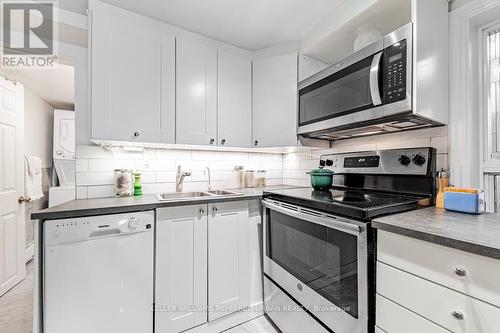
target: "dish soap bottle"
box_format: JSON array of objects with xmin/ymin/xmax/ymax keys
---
[{"xmin": 133, "ymin": 171, "xmax": 142, "ymax": 196}]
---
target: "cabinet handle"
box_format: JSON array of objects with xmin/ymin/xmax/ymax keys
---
[
  {"xmin": 199, "ymin": 208, "xmax": 205, "ymax": 214},
  {"xmin": 212, "ymin": 206, "xmax": 218, "ymax": 213},
  {"xmin": 221, "ymin": 139, "xmax": 226, "ymax": 145},
  {"xmin": 454, "ymin": 267, "xmax": 466, "ymax": 277},
  {"xmin": 209, "ymin": 138, "xmax": 215, "ymax": 145},
  {"xmin": 451, "ymin": 310, "xmax": 464, "ymax": 320},
  {"xmin": 133, "ymin": 132, "xmax": 140, "ymax": 138},
  {"xmin": 254, "ymin": 140, "xmax": 258, "ymax": 146}
]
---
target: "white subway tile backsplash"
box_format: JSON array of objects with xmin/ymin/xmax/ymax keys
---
[
  {"xmin": 156, "ymin": 149, "xmax": 192, "ymax": 160},
  {"xmin": 88, "ymin": 159, "xmax": 135, "ymax": 172},
  {"xmin": 76, "ymin": 159, "xmax": 88, "ymax": 172},
  {"xmin": 156, "ymin": 171, "xmax": 176, "ymax": 183},
  {"xmin": 76, "ymin": 186, "xmax": 88, "ymax": 199},
  {"xmin": 77, "ymin": 127, "xmax": 450, "ymax": 199},
  {"xmin": 430, "ymin": 136, "xmax": 448, "ymax": 154},
  {"xmin": 77, "ymin": 172, "xmax": 114, "ymax": 186},
  {"xmin": 87, "ymin": 185, "xmax": 114, "ymax": 198}
]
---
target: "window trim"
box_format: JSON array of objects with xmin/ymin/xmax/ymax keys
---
[{"xmin": 480, "ymin": 21, "xmax": 500, "ymax": 212}]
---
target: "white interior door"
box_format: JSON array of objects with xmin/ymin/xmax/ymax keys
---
[{"xmin": 0, "ymin": 78, "xmax": 25, "ymax": 296}]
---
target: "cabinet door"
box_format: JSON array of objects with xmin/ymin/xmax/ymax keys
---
[
  {"xmin": 176, "ymin": 38, "xmax": 217, "ymax": 145},
  {"xmin": 208, "ymin": 201, "xmax": 250, "ymax": 321},
  {"xmin": 218, "ymin": 50, "xmax": 252, "ymax": 147},
  {"xmin": 91, "ymin": 4, "xmax": 175, "ymax": 143},
  {"xmin": 252, "ymin": 53, "xmax": 298, "ymax": 147},
  {"xmin": 156, "ymin": 205, "xmax": 208, "ymax": 333}
]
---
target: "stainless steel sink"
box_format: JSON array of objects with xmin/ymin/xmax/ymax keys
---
[
  {"xmin": 206, "ymin": 190, "xmax": 240, "ymax": 196},
  {"xmin": 156, "ymin": 191, "xmax": 213, "ymax": 201},
  {"xmin": 156, "ymin": 190, "xmax": 241, "ymax": 201}
]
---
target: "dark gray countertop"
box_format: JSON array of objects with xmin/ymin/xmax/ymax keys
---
[
  {"xmin": 31, "ymin": 185, "xmax": 301, "ymax": 221},
  {"xmin": 373, "ymin": 207, "xmax": 500, "ymax": 260}
]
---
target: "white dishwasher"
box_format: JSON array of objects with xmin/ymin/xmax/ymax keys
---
[{"xmin": 43, "ymin": 211, "xmax": 154, "ymax": 333}]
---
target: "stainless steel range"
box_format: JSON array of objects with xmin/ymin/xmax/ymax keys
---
[{"xmin": 262, "ymin": 147, "xmax": 436, "ymax": 333}]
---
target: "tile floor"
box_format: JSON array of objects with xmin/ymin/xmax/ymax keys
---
[
  {"xmin": 0, "ymin": 261, "xmax": 279, "ymax": 333},
  {"xmin": 0, "ymin": 261, "xmax": 34, "ymax": 333}
]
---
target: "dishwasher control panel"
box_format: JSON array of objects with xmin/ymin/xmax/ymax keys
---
[{"xmin": 44, "ymin": 211, "xmax": 154, "ymax": 246}]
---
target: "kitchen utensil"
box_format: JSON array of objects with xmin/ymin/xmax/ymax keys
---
[{"xmin": 435, "ymin": 168, "xmax": 449, "ymax": 209}]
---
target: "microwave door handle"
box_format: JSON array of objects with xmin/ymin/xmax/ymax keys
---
[{"xmin": 369, "ymin": 51, "xmax": 383, "ymax": 106}]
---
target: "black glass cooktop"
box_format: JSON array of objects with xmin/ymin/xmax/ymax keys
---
[{"xmin": 264, "ymin": 187, "xmax": 425, "ymax": 221}]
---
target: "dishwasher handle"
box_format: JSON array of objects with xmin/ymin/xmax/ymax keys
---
[{"xmin": 89, "ymin": 228, "xmax": 122, "ymax": 238}]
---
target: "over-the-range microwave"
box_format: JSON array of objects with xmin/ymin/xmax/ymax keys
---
[{"xmin": 297, "ymin": 23, "xmax": 445, "ymax": 140}]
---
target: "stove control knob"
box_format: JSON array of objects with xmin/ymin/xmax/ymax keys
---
[
  {"xmin": 413, "ymin": 154, "xmax": 426, "ymax": 166},
  {"xmin": 398, "ymin": 155, "xmax": 411, "ymax": 166}
]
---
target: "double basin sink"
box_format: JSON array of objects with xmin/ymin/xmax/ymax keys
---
[{"xmin": 156, "ymin": 190, "xmax": 241, "ymax": 201}]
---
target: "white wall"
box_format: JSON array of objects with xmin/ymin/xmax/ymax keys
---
[{"xmin": 24, "ymin": 87, "xmax": 54, "ymax": 168}]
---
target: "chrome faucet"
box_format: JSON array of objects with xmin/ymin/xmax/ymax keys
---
[
  {"xmin": 176, "ymin": 165, "xmax": 191, "ymax": 192},
  {"xmin": 204, "ymin": 167, "xmax": 212, "ymax": 191}
]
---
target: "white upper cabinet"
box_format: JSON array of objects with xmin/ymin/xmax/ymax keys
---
[
  {"xmin": 252, "ymin": 53, "xmax": 298, "ymax": 147},
  {"xmin": 208, "ymin": 201, "xmax": 250, "ymax": 321},
  {"xmin": 90, "ymin": 2, "xmax": 175, "ymax": 143},
  {"xmin": 218, "ymin": 51, "xmax": 252, "ymax": 147},
  {"xmin": 176, "ymin": 38, "xmax": 218, "ymax": 146}
]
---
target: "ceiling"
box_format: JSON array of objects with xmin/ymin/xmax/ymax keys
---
[
  {"xmin": 2, "ymin": 64, "xmax": 75, "ymax": 110},
  {"xmin": 60, "ymin": 0, "xmax": 346, "ymax": 50}
]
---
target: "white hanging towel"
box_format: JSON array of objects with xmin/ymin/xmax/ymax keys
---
[{"xmin": 25, "ymin": 155, "xmax": 44, "ymax": 200}]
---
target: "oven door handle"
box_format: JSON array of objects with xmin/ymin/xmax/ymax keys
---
[
  {"xmin": 369, "ymin": 51, "xmax": 383, "ymax": 106},
  {"xmin": 263, "ymin": 200, "xmax": 362, "ymax": 236}
]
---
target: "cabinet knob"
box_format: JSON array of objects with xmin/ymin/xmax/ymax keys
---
[
  {"xmin": 254, "ymin": 140, "xmax": 258, "ymax": 146},
  {"xmin": 451, "ymin": 310, "xmax": 464, "ymax": 320},
  {"xmin": 454, "ymin": 267, "xmax": 466, "ymax": 277},
  {"xmin": 221, "ymin": 139, "xmax": 226, "ymax": 145},
  {"xmin": 209, "ymin": 138, "xmax": 215, "ymax": 145},
  {"xmin": 133, "ymin": 132, "xmax": 140, "ymax": 138},
  {"xmin": 199, "ymin": 208, "xmax": 205, "ymax": 214},
  {"xmin": 212, "ymin": 206, "xmax": 218, "ymax": 213}
]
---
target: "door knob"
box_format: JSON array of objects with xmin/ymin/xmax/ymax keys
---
[{"xmin": 18, "ymin": 196, "xmax": 31, "ymax": 203}]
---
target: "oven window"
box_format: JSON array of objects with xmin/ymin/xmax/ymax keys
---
[
  {"xmin": 266, "ymin": 209, "xmax": 359, "ymax": 318},
  {"xmin": 299, "ymin": 55, "xmax": 375, "ymax": 126}
]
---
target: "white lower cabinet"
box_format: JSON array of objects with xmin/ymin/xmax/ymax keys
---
[
  {"xmin": 376, "ymin": 230, "xmax": 500, "ymax": 333},
  {"xmin": 155, "ymin": 205, "xmax": 208, "ymax": 333},
  {"xmin": 208, "ymin": 201, "xmax": 250, "ymax": 321},
  {"xmin": 156, "ymin": 200, "xmax": 262, "ymax": 333}
]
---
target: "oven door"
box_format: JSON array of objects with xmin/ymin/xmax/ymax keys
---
[
  {"xmin": 297, "ymin": 40, "xmax": 384, "ymax": 136},
  {"xmin": 263, "ymin": 199, "xmax": 368, "ymax": 333}
]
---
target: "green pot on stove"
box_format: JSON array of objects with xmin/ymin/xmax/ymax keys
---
[{"xmin": 307, "ymin": 161, "xmax": 333, "ymax": 190}]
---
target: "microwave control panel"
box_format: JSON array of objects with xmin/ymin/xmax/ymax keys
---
[{"xmin": 383, "ymin": 39, "xmax": 407, "ymax": 104}]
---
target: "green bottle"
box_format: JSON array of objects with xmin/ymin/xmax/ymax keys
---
[{"xmin": 133, "ymin": 171, "xmax": 142, "ymax": 196}]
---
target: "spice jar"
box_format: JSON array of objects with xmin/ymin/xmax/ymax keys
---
[
  {"xmin": 244, "ymin": 170, "xmax": 255, "ymax": 188},
  {"xmin": 114, "ymin": 169, "xmax": 134, "ymax": 197},
  {"xmin": 256, "ymin": 170, "xmax": 266, "ymax": 188},
  {"xmin": 234, "ymin": 166, "xmax": 244, "ymax": 188}
]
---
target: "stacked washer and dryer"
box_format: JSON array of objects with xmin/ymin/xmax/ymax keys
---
[{"xmin": 48, "ymin": 109, "xmax": 76, "ymax": 207}]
